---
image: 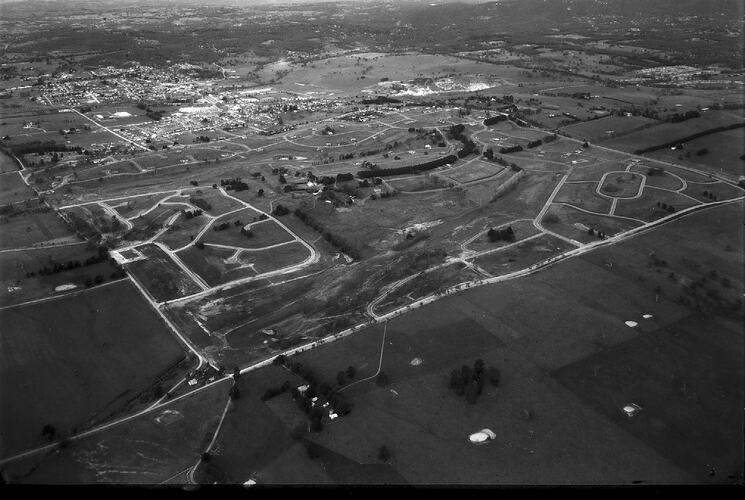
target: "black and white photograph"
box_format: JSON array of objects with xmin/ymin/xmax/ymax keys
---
[{"xmin": 0, "ymin": 0, "xmax": 742, "ymax": 488}]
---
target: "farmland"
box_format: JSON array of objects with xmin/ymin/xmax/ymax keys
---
[
  {"xmin": 0, "ymin": 0, "xmax": 743, "ymax": 485},
  {"xmin": 0, "ymin": 280, "xmax": 189, "ymax": 460}
]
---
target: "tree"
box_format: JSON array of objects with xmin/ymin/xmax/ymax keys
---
[
  {"xmin": 465, "ymin": 382, "xmax": 479, "ymax": 404},
  {"xmin": 41, "ymin": 424, "xmax": 57, "ymax": 441},
  {"xmin": 346, "ymin": 366, "xmax": 356, "ymax": 379},
  {"xmin": 375, "ymin": 371, "xmax": 389, "ymax": 387},
  {"xmin": 377, "ymin": 445, "xmax": 391, "ymax": 462},
  {"xmin": 306, "ymin": 442, "xmax": 322, "ymax": 459},
  {"xmin": 488, "ymin": 367, "xmax": 501, "ymax": 387},
  {"xmin": 474, "ymin": 359, "xmax": 485, "ymax": 377},
  {"xmin": 229, "ymin": 385, "xmax": 241, "ymax": 400},
  {"xmin": 310, "ymin": 416, "xmax": 324, "ymax": 433},
  {"xmin": 336, "ymin": 371, "xmax": 346, "ymax": 386},
  {"xmin": 233, "ymin": 367, "xmax": 241, "ymax": 381},
  {"xmin": 290, "ymin": 423, "xmax": 307, "ymax": 440}
]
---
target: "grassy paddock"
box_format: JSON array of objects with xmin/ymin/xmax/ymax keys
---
[{"xmin": 0, "ymin": 280, "xmax": 187, "ymax": 460}]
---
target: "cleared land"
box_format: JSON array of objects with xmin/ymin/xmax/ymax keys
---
[{"xmin": 127, "ymin": 244, "xmax": 203, "ymax": 301}]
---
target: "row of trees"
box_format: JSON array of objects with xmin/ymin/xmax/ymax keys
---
[
  {"xmin": 483, "ymin": 114, "xmax": 508, "ymax": 126},
  {"xmin": 294, "ymin": 207, "xmax": 361, "ymax": 260},
  {"xmin": 357, "ymin": 154, "xmax": 457, "ymax": 179},
  {"xmin": 633, "ymin": 122, "xmax": 744, "ymax": 155}
]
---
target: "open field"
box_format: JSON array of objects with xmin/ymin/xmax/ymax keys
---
[
  {"xmin": 0, "ymin": 209, "xmax": 76, "ymax": 250},
  {"xmin": 0, "ymin": 172, "xmax": 35, "ymax": 205},
  {"xmin": 268, "ymin": 250, "xmax": 706, "ymax": 483},
  {"xmin": 602, "ymin": 111, "xmax": 743, "ymax": 154},
  {"xmin": 645, "ymin": 127, "xmax": 745, "ymax": 178},
  {"xmin": 560, "ymin": 115, "xmax": 658, "ymax": 143},
  {"xmin": 0, "ymin": 243, "xmax": 120, "ymax": 307},
  {"xmin": 3, "ymin": 382, "xmax": 227, "ymax": 484},
  {"xmin": 0, "ymin": 280, "xmax": 188, "ymax": 459},
  {"xmin": 554, "ymin": 315, "xmax": 742, "ymax": 482},
  {"xmin": 0, "ymin": 152, "xmax": 20, "ymax": 173}
]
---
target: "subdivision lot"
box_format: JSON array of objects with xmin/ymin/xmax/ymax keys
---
[
  {"xmin": 681, "ymin": 181, "xmax": 744, "ymax": 203},
  {"xmin": 554, "ymin": 181, "xmax": 612, "ymax": 213},
  {"xmin": 565, "ymin": 160, "xmax": 630, "ymax": 182},
  {"xmin": 471, "ymin": 234, "xmax": 575, "ymax": 276},
  {"xmin": 0, "ymin": 280, "xmax": 187, "ymax": 459},
  {"xmin": 614, "ymin": 187, "xmax": 700, "ymax": 222},
  {"xmin": 543, "ymin": 204, "xmax": 642, "ymax": 243},
  {"xmin": 127, "ymin": 244, "xmax": 203, "ymax": 301},
  {"xmin": 122, "ymin": 203, "xmax": 183, "ymax": 241},
  {"xmin": 182, "ymin": 188, "xmax": 246, "ymax": 216},
  {"xmin": 375, "ymin": 263, "xmax": 481, "ymax": 315},
  {"xmin": 201, "ymin": 214, "xmax": 293, "ymax": 250},
  {"xmin": 157, "ymin": 212, "xmax": 211, "ymax": 250},
  {"xmin": 630, "ymin": 166, "xmax": 684, "ymax": 191},
  {"xmin": 238, "ymin": 241, "xmax": 310, "ymax": 274},
  {"xmin": 464, "ymin": 218, "xmax": 540, "ymax": 254},
  {"xmin": 599, "ymin": 171, "xmax": 643, "ymax": 198},
  {"xmin": 111, "ymin": 193, "xmax": 174, "ymax": 219},
  {"xmin": 176, "ymin": 245, "xmax": 254, "ymax": 287}
]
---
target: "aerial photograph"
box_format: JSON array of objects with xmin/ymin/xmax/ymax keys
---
[{"xmin": 0, "ymin": 0, "xmax": 742, "ymax": 488}]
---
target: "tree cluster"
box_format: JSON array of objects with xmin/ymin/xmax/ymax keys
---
[
  {"xmin": 189, "ymin": 197, "xmax": 213, "ymax": 212},
  {"xmin": 220, "ymin": 178, "xmax": 249, "ymax": 191},
  {"xmin": 449, "ymin": 359, "xmax": 500, "ymax": 405},
  {"xmin": 487, "ymin": 226, "xmax": 515, "ymax": 243},
  {"xmin": 272, "ymin": 204, "xmax": 290, "ymax": 216}
]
